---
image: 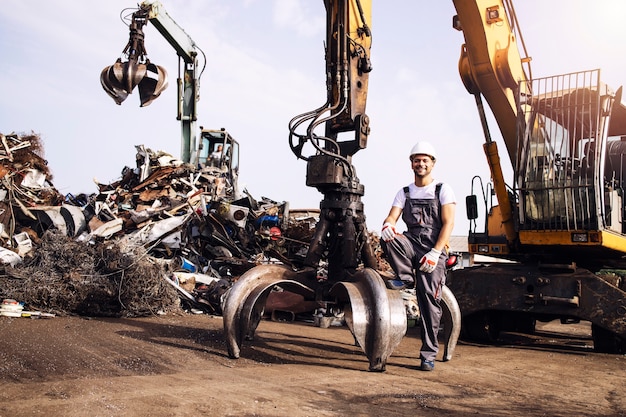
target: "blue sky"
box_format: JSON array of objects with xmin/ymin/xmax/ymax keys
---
[{"xmin": 1, "ymin": 0, "xmax": 625, "ymax": 236}]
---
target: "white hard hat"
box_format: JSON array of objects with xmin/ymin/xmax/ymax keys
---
[{"xmin": 409, "ymin": 141, "xmax": 437, "ymax": 160}]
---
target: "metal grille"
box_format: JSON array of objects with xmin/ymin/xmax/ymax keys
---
[{"xmin": 516, "ymin": 70, "xmax": 608, "ymax": 231}]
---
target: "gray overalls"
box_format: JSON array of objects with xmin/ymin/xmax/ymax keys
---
[{"xmin": 383, "ymin": 184, "xmax": 446, "ymax": 362}]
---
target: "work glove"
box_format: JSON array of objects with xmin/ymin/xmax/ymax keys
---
[
  {"xmin": 381, "ymin": 222, "xmax": 398, "ymax": 242},
  {"xmin": 419, "ymin": 248, "xmax": 441, "ymax": 273}
]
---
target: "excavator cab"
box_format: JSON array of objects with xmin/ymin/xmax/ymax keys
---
[{"xmin": 195, "ymin": 128, "xmax": 241, "ymax": 201}]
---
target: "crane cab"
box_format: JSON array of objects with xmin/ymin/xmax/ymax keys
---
[
  {"xmin": 197, "ymin": 128, "xmax": 241, "ymax": 199},
  {"xmin": 198, "ymin": 128, "xmax": 240, "ymax": 171}
]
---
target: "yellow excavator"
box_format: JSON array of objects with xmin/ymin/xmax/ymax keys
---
[{"xmin": 448, "ymin": 0, "xmax": 626, "ymax": 353}]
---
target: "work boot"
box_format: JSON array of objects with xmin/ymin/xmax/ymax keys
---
[
  {"xmin": 379, "ymin": 270, "xmax": 410, "ymax": 290},
  {"xmin": 419, "ymin": 359, "xmax": 435, "ymax": 371},
  {"xmin": 385, "ymin": 278, "xmax": 407, "ymax": 290}
]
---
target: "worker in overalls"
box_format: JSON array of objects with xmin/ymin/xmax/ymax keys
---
[{"xmin": 380, "ymin": 141, "xmax": 456, "ymax": 371}]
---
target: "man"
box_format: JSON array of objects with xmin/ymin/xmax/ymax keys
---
[
  {"xmin": 380, "ymin": 141, "xmax": 456, "ymax": 371},
  {"xmin": 210, "ymin": 144, "xmax": 223, "ymax": 166}
]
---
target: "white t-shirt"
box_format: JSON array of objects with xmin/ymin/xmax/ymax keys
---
[{"xmin": 391, "ymin": 181, "xmax": 456, "ymax": 209}]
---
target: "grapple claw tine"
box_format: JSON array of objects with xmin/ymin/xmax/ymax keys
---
[
  {"xmin": 222, "ymin": 264, "xmax": 316, "ymax": 359},
  {"xmin": 330, "ymin": 268, "xmax": 407, "ymax": 372},
  {"xmin": 100, "ymin": 65, "xmax": 128, "ymax": 105},
  {"xmin": 440, "ymin": 285, "xmax": 462, "ymax": 361},
  {"xmin": 123, "ymin": 60, "xmax": 147, "ymax": 94},
  {"xmin": 138, "ymin": 63, "xmax": 169, "ymax": 107},
  {"xmin": 111, "ymin": 59, "xmax": 126, "ymax": 85}
]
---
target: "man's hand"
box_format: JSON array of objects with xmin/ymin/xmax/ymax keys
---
[
  {"xmin": 419, "ymin": 248, "xmax": 441, "ymax": 273},
  {"xmin": 381, "ymin": 222, "xmax": 398, "ymax": 242}
]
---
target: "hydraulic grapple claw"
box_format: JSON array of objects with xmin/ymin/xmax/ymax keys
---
[
  {"xmin": 100, "ymin": 5, "xmax": 168, "ymax": 106},
  {"xmin": 223, "ymin": 265, "xmax": 409, "ymax": 372},
  {"xmin": 101, "ymin": 59, "xmax": 168, "ymax": 107}
]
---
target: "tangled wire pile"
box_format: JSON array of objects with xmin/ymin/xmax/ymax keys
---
[{"xmin": 0, "ymin": 230, "xmax": 181, "ymax": 317}]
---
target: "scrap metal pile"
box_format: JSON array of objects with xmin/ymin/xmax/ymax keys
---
[{"xmin": 0, "ymin": 132, "xmax": 324, "ymax": 318}]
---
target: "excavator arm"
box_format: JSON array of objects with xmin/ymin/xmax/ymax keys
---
[
  {"xmin": 323, "ymin": 0, "xmax": 372, "ymax": 148},
  {"xmin": 289, "ymin": 0, "xmax": 374, "ymax": 276},
  {"xmin": 289, "ymin": 0, "xmax": 372, "ymax": 163},
  {"xmin": 141, "ymin": 0, "xmax": 203, "ymax": 164},
  {"xmin": 452, "ymin": 0, "xmax": 533, "ymax": 245},
  {"xmin": 453, "ymin": 0, "xmax": 531, "ymax": 162}
]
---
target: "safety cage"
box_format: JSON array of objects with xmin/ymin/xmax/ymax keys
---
[{"xmin": 514, "ymin": 69, "xmax": 626, "ymax": 234}]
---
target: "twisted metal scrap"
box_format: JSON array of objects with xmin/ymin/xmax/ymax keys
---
[{"xmin": 0, "ymin": 230, "xmax": 181, "ymax": 317}]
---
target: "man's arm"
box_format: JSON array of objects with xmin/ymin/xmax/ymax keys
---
[
  {"xmin": 434, "ymin": 203, "xmax": 455, "ymax": 252},
  {"xmin": 383, "ymin": 206, "xmax": 402, "ymax": 226}
]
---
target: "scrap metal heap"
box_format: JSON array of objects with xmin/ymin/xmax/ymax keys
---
[{"xmin": 0, "ymin": 132, "xmax": 319, "ymax": 318}]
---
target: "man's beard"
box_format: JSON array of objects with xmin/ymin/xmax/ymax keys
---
[{"xmin": 413, "ymin": 169, "xmax": 429, "ymax": 178}]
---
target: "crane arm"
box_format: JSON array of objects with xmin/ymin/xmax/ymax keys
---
[
  {"xmin": 101, "ymin": 1, "xmax": 204, "ymax": 164},
  {"xmin": 139, "ymin": 0, "xmax": 204, "ymax": 164},
  {"xmin": 289, "ymin": 0, "xmax": 372, "ymax": 164},
  {"xmin": 324, "ymin": 0, "xmax": 372, "ymax": 145},
  {"xmin": 140, "ymin": 0, "xmax": 197, "ymax": 64}
]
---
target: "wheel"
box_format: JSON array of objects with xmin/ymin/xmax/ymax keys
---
[{"xmin": 592, "ymin": 324, "xmax": 626, "ymax": 354}]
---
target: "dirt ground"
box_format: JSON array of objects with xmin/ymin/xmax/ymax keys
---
[{"xmin": 0, "ymin": 313, "xmax": 625, "ymax": 417}]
